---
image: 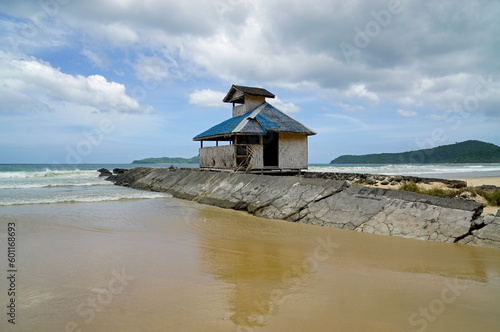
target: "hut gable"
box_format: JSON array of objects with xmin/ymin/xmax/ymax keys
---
[
  {"xmin": 223, "ymin": 85, "xmax": 275, "ymax": 103},
  {"xmin": 224, "ymin": 84, "xmax": 275, "ymax": 117}
]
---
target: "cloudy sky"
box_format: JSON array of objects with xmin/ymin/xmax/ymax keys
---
[{"xmin": 1, "ymin": 0, "xmax": 499, "ymax": 164}]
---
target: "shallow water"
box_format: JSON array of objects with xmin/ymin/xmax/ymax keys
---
[{"xmin": 1, "ymin": 197, "xmax": 500, "ymax": 331}]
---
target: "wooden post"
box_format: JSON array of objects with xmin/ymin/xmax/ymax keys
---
[
  {"xmin": 233, "ymin": 144, "xmax": 237, "ymax": 169},
  {"xmin": 200, "ymin": 141, "xmax": 203, "ymax": 148}
]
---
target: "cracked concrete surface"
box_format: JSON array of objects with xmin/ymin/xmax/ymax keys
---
[{"xmin": 108, "ymin": 168, "xmax": 500, "ymax": 249}]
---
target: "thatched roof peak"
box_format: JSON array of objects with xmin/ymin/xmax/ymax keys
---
[{"xmin": 223, "ymin": 84, "xmax": 275, "ymax": 103}]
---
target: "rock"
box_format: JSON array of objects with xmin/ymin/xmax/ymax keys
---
[
  {"xmin": 108, "ymin": 167, "xmax": 155, "ymax": 186},
  {"xmin": 497, "ymin": 209, "xmax": 500, "ymax": 218},
  {"xmin": 467, "ymin": 224, "xmax": 500, "ymax": 249},
  {"xmin": 474, "ymin": 216, "xmax": 484, "ymax": 227},
  {"xmin": 299, "ymin": 185, "xmax": 480, "ymax": 243},
  {"xmin": 380, "ymin": 180, "xmax": 390, "ymax": 185},
  {"xmin": 450, "ymin": 181, "xmax": 467, "ymax": 189},
  {"xmin": 113, "ymin": 168, "xmax": 128, "ymax": 174},
  {"xmin": 459, "ymin": 191, "xmax": 474, "ymax": 200},
  {"xmin": 97, "ymin": 168, "xmax": 112, "ymax": 177},
  {"xmin": 390, "ymin": 181, "xmax": 398, "ymax": 186},
  {"xmin": 459, "ymin": 191, "xmax": 487, "ymax": 205},
  {"xmin": 365, "ymin": 176, "xmax": 376, "ymax": 185},
  {"xmin": 393, "ymin": 176, "xmax": 402, "ymax": 182},
  {"xmin": 479, "ymin": 185, "xmax": 499, "ymax": 192},
  {"xmin": 472, "ymin": 214, "xmax": 498, "ymax": 227},
  {"xmin": 168, "ymin": 165, "xmax": 177, "ymax": 171},
  {"xmin": 483, "ymin": 214, "xmax": 496, "ymax": 225},
  {"xmin": 108, "ymin": 168, "xmax": 487, "ymax": 248}
]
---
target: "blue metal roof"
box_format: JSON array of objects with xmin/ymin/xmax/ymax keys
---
[{"xmin": 193, "ymin": 102, "xmax": 316, "ymax": 141}]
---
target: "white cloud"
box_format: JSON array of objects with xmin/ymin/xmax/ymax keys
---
[
  {"xmin": 2, "ymin": 0, "xmax": 500, "ymax": 119},
  {"xmin": 82, "ymin": 49, "xmax": 108, "ymax": 69},
  {"xmin": 0, "ymin": 51, "xmax": 150, "ymax": 114},
  {"xmin": 133, "ymin": 54, "xmax": 172, "ymax": 83},
  {"xmin": 397, "ymin": 109, "xmax": 418, "ymax": 117},
  {"xmin": 87, "ymin": 22, "xmax": 138, "ymax": 48},
  {"xmin": 272, "ymin": 97, "xmax": 301, "ymax": 114},
  {"xmin": 345, "ymin": 84, "xmax": 380, "ymax": 106},
  {"xmin": 188, "ymin": 89, "xmax": 226, "ymax": 107}
]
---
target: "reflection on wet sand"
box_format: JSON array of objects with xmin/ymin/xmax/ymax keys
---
[
  {"xmin": 192, "ymin": 205, "xmax": 500, "ymax": 331},
  {"xmin": 198, "ymin": 232, "xmax": 336, "ymax": 327},
  {"xmin": 193, "ymin": 208, "xmax": 316, "ymax": 327}
]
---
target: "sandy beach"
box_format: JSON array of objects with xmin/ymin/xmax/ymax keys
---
[
  {"xmin": 1, "ymin": 197, "xmax": 500, "ymax": 331},
  {"xmin": 462, "ymin": 177, "xmax": 500, "ymax": 187},
  {"xmin": 462, "ymin": 177, "xmax": 500, "ymax": 216}
]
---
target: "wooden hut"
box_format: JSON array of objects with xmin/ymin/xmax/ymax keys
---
[{"xmin": 193, "ymin": 84, "xmax": 316, "ymax": 172}]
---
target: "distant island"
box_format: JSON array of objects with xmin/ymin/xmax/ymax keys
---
[
  {"xmin": 132, "ymin": 156, "xmax": 199, "ymax": 164},
  {"xmin": 330, "ymin": 140, "xmax": 500, "ymax": 164}
]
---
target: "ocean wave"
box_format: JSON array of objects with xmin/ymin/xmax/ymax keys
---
[
  {"xmin": 0, "ymin": 169, "xmax": 98, "ymax": 179},
  {"xmin": 0, "ymin": 191, "xmax": 172, "ymax": 206},
  {"xmin": 0, "ymin": 182, "xmax": 112, "ymax": 190}
]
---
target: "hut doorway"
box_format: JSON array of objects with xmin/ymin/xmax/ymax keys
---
[{"xmin": 263, "ymin": 133, "xmax": 279, "ymax": 167}]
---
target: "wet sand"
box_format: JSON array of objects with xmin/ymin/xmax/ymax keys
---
[{"xmin": 1, "ymin": 198, "xmax": 500, "ymax": 331}]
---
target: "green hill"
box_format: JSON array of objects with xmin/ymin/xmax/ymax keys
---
[
  {"xmin": 330, "ymin": 140, "xmax": 500, "ymax": 164},
  {"xmin": 132, "ymin": 156, "xmax": 199, "ymax": 164}
]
